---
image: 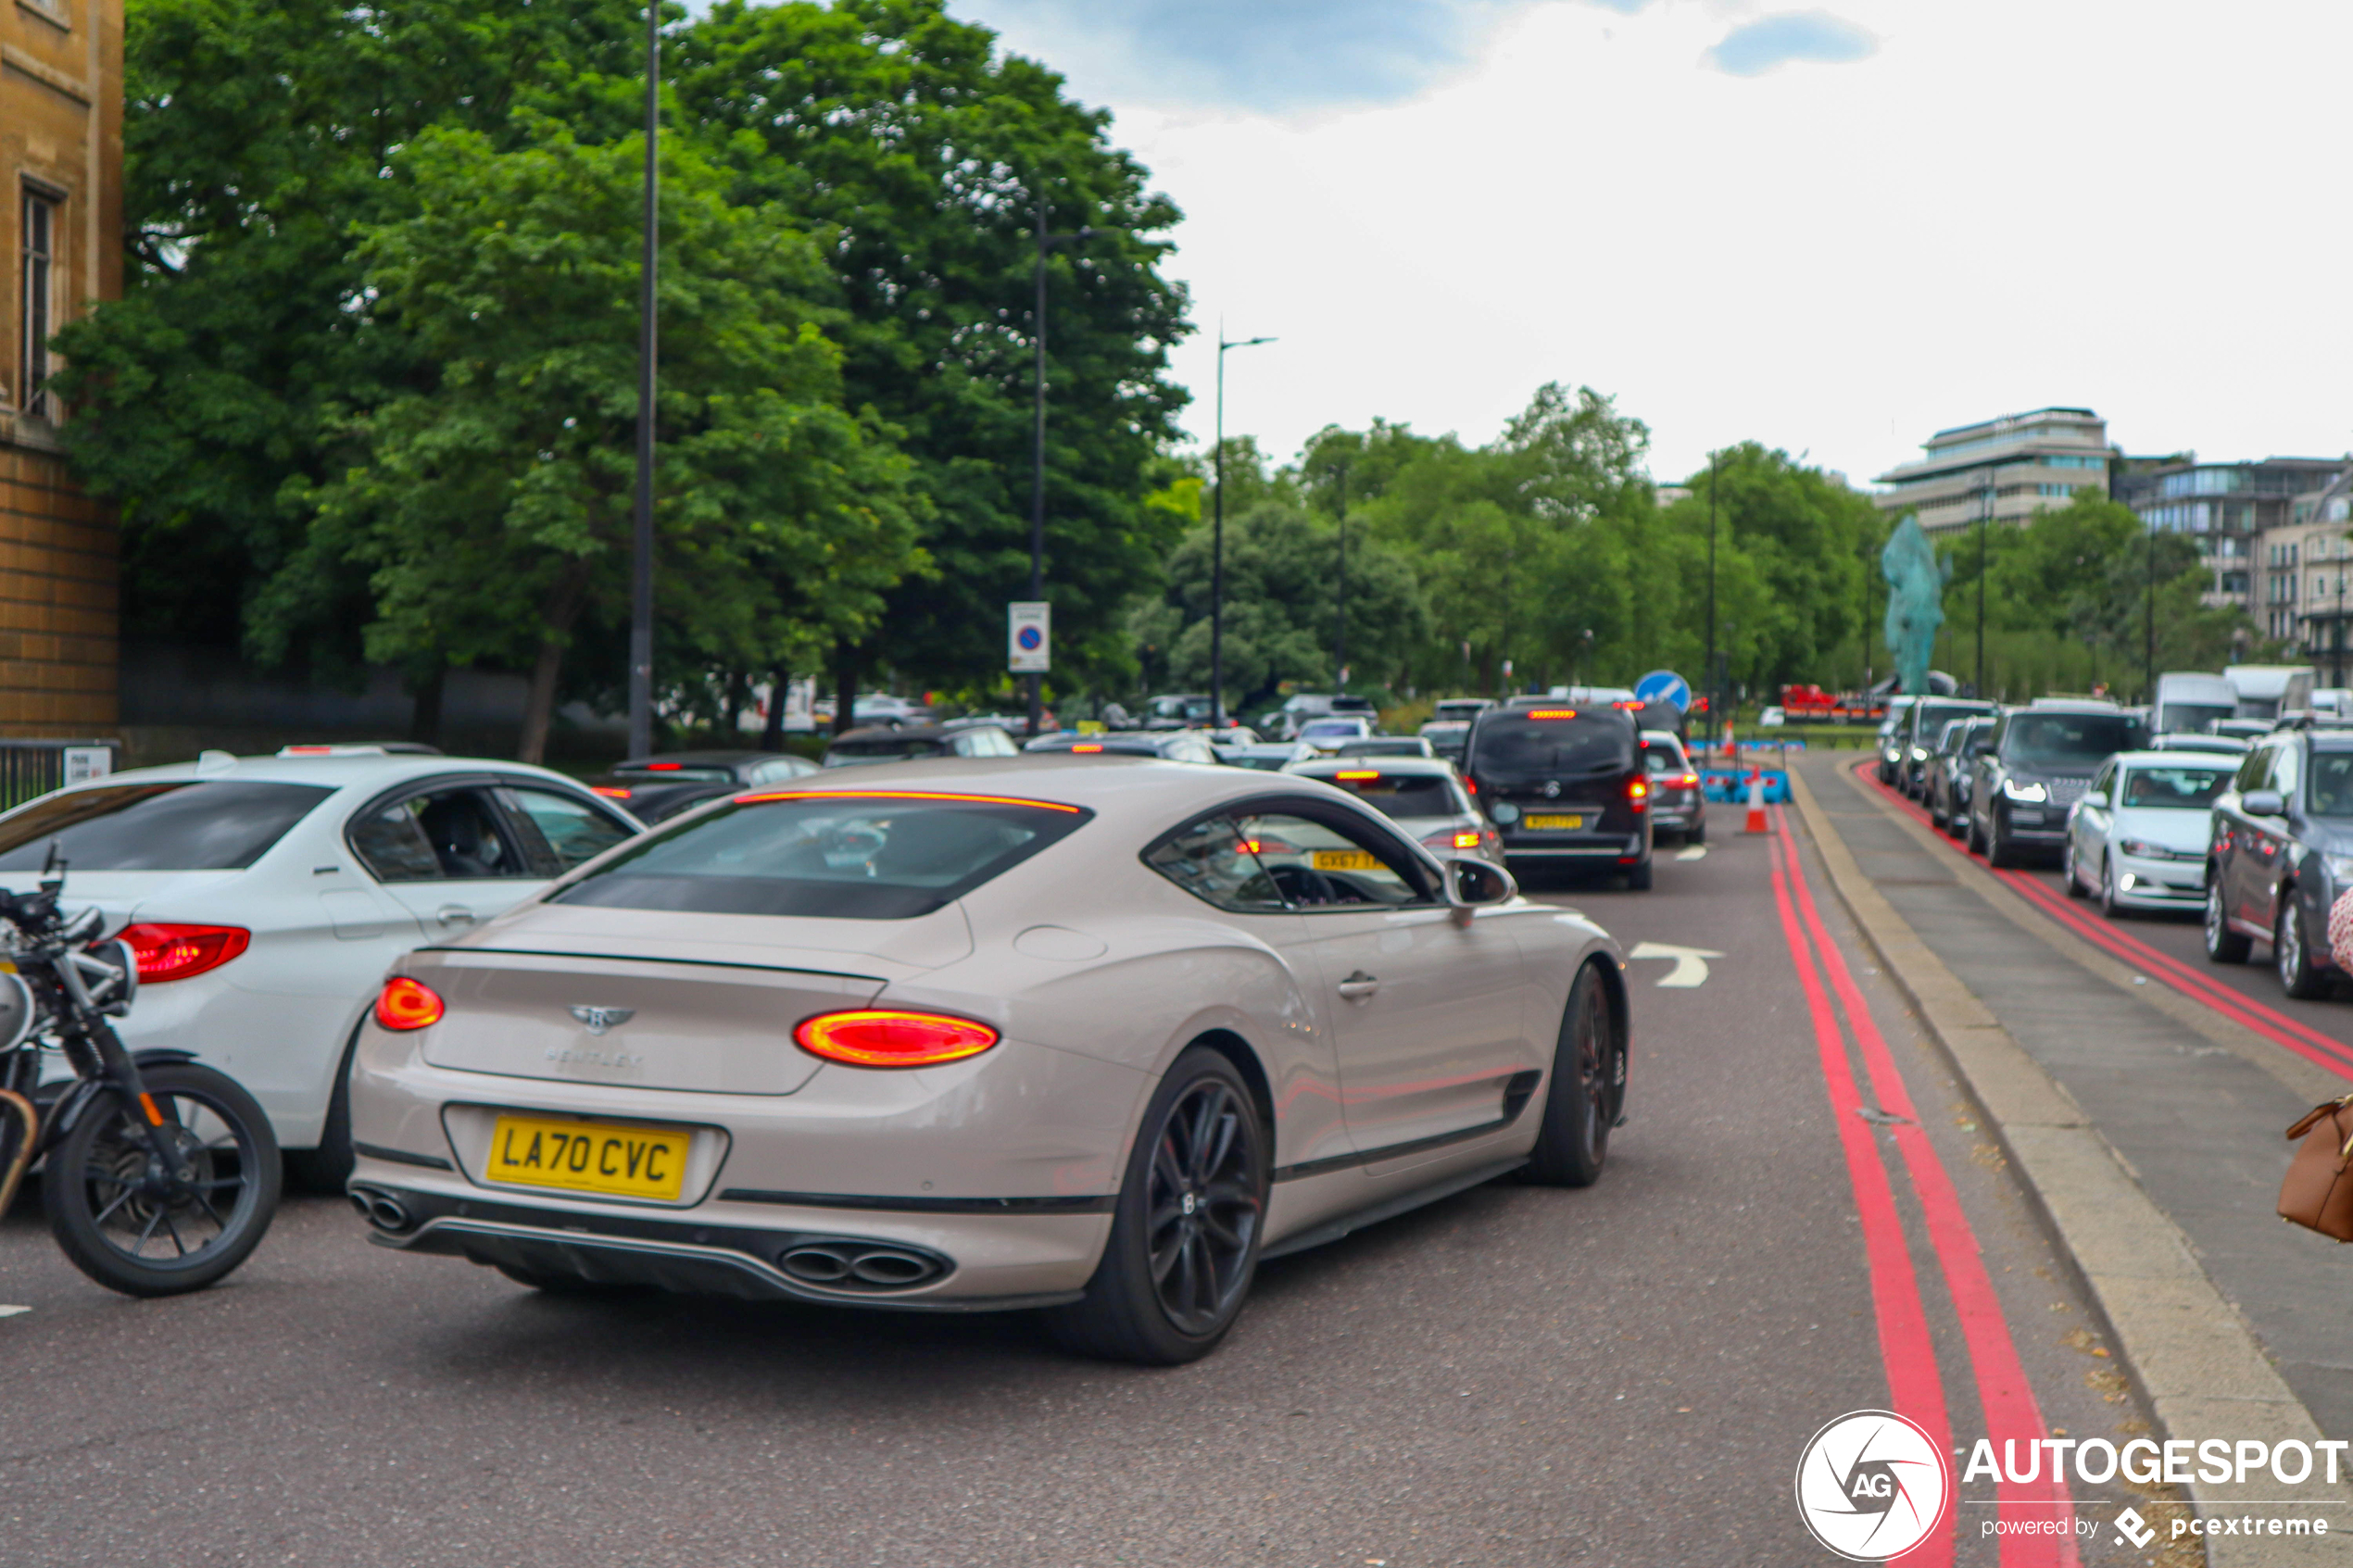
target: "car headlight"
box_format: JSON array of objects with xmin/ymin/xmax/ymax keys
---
[
  {"xmin": 2119, "ymin": 837, "xmax": 2177, "ymax": 860},
  {"xmin": 2002, "ymin": 779, "xmax": 2048, "ymax": 803}
]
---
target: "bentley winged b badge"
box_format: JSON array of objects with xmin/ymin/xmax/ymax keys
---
[{"xmin": 569, "ymin": 1006, "xmax": 635, "ymax": 1036}]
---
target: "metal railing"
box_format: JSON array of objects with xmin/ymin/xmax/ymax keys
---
[{"xmin": 0, "ymin": 739, "xmax": 120, "ymax": 810}]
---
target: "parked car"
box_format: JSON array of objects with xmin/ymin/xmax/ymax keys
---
[
  {"xmin": 1899, "ymin": 698, "xmax": 1997, "ymax": 797},
  {"xmin": 1923, "ymin": 718, "xmax": 1994, "ymax": 835},
  {"xmin": 1284, "ymin": 756, "xmax": 1502, "ymax": 863},
  {"xmin": 1966, "ymin": 702, "xmax": 2145, "ymax": 867},
  {"xmin": 1465, "ymin": 703, "xmax": 1653, "ymax": 888},
  {"xmin": 346, "ymin": 758, "xmax": 1628, "ymax": 1362},
  {"xmin": 1024, "ymin": 730, "xmax": 1223, "ymax": 764},
  {"xmin": 586, "ymin": 750, "xmax": 817, "ymax": 824},
  {"xmin": 4, "ymin": 748, "xmax": 642, "ymax": 1179},
  {"xmin": 1639, "ymin": 731, "xmax": 1705, "ymax": 844},
  {"xmin": 2203, "ymin": 725, "xmax": 2353, "ymax": 997},
  {"xmin": 849, "ymin": 695, "xmax": 929, "ymax": 729},
  {"xmin": 1141, "ymin": 694, "xmax": 1214, "ymax": 731},
  {"xmin": 2062, "ymin": 750, "xmax": 2233, "ymax": 918},
  {"xmin": 825, "ymin": 723, "xmax": 1020, "ymax": 768}
]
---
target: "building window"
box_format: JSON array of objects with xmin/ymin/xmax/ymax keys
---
[{"xmin": 19, "ymin": 189, "xmax": 60, "ymax": 418}]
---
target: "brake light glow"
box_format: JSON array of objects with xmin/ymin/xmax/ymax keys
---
[
  {"xmin": 1526, "ymin": 709, "xmax": 1578, "ymax": 720},
  {"xmin": 645, "ymin": 761, "xmax": 683, "ymax": 771},
  {"xmin": 1072, "ymin": 743, "xmax": 1105, "ymax": 753},
  {"xmin": 374, "ymin": 976, "xmax": 445, "ymax": 1031},
  {"xmin": 282, "ymin": 745, "xmax": 334, "ymax": 755},
  {"xmin": 730, "ymin": 789, "xmax": 1081, "ymax": 812},
  {"xmin": 1677, "ymin": 771, "xmax": 1700, "ymax": 787},
  {"xmin": 591, "ymin": 785, "xmax": 632, "ymax": 798},
  {"xmin": 1335, "ymin": 770, "xmax": 1379, "ymax": 781},
  {"xmin": 118, "ymin": 922, "xmax": 250, "ymax": 983},
  {"xmin": 1628, "ymin": 777, "xmax": 1649, "ymax": 810},
  {"xmin": 794, "ymin": 1010, "xmax": 1000, "ymax": 1069},
  {"xmin": 1451, "ymin": 830, "xmax": 1482, "ymax": 849},
  {"xmin": 1612, "ymin": 700, "xmax": 1642, "ymax": 709}
]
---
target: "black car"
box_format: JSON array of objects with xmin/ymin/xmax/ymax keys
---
[
  {"xmin": 1465, "ymin": 702, "xmax": 1652, "ymax": 888},
  {"xmin": 824, "ymin": 722, "xmax": 1020, "ymax": 767},
  {"xmin": 585, "ymin": 749, "xmax": 818, "ymax": 823},
  {"xmin": 1899, "ymin": 698, "xmax": 1995, "ymax": 797},
  {"xmin": 1967, "ymin": 702, "xmax": 2144, "ymax": 866},
  {"xmin": 2202, "ymin": 725, "xmax": 2353, "ymax": 997},
  {"xmin": 1925, "ymin": 717, "xmax": 1994, "ymax": 834}
]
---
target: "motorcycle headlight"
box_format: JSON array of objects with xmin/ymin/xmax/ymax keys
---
[{"xmin": 2002, "ymin": 779, "xmax": 2048, "ymax": 803}]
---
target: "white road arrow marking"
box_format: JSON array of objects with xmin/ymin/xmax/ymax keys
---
[
  {"xmin": 1627, "ymin": 941, "xmax": 1724, "ymax": 988},
  {"xmin": 1676, "ymin": 845, "xmax": 1707, "ymax": 861},
  {"xmin": 0, "ymin": 1305, "xmax": 29, "ymax": 1318}
]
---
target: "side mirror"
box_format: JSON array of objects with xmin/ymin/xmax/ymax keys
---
[
  {"xmin": 1441, "ymin": 856, "xmax": 1516, "ymax": 920},
  {"xmin": 2082, "ymin": 791, "xmax": 2108, "ymax": 809},
  {"xmin": 2245, "ymin": 788, "xmax": 2286, "ymax": 818}
]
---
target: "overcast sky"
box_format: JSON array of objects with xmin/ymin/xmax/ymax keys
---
[{"xmin": 945, "ymin": 0, "xmax": 2353, "ymax": 489}]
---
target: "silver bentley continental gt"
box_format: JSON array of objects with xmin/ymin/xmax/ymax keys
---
[{"xmin": 346, "ymin": 757, "xmax": 1630, "ymax": 1364}]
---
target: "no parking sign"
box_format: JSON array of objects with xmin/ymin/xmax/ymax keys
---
[{"xmin": 1008, "ymin": 602, "xmax": 1051, "ymax": 672}]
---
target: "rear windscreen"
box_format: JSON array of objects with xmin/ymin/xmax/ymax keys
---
[
  {"xmin": 0, "ymin": 782, "xmax": 332, "ymax": 871},
  {"xmin": 1319, "ymin": 775, "xmax": 1458, "ymax": 818},
  {"xmin": 1471, "ymin": 715, "xmax": 1633, "ymax": 776},
  {"xmin": 553, "ymin": 794, "xmax": 1090, "ymax": 919},
  {"xmin": 1912, "ymin": 703, "xmax": 1983, "ymax": 740}
]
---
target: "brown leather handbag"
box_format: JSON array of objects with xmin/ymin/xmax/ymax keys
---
[{"xmin": 2280, "ymin": 1094, "xmax": 2353, "ymax": 1240}]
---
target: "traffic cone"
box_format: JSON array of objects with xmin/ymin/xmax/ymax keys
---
[{"xmin": 1744, "ymin": 771, "xmax": 1769, "ymax": 834}]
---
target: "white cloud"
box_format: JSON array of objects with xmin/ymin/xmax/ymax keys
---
[{"xmin": 950, "ymin": 0, "xmax": 2353, "ymax": 486}]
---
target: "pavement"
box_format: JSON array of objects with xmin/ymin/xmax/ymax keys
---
[{"xmin": 0, "ymin": 792, "xmax": 2210, "ymax": 1566}]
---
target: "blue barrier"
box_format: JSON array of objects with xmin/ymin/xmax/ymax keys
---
[{"xmin": 1699, "ymin": 766, "xmax": 1790, "ymax": 804}]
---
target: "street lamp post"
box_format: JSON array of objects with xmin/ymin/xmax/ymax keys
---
[
  {"xmin": 1705, "ymin": 451, "xmax": 1718, "ymax": 751},
  {"xmin": 626, "ymin": 0, "xmax": 660, "ymax": 760},
  {"xmin": 1026, "ymin": 203, "xmax": 1097, "ymax": 738},
  {"xmin": 1976, "ymin": 470, "xmax": 1994, "ymax": 697},
  {"xmin": 1210, "ymin": 329, "xmax": 1275, "ymax": 726},
  {"xmin": 1328, "ymin": 458, "xmax": 1350, "ymax": 688}
]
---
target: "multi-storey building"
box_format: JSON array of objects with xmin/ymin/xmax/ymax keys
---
[
  {"xmin": 1, "ymin": 0, "xmax": 120, "ymax": 732},
  {"xmin": 2257, "ymin": 470, "xmax": 2353, "ymax": 682},
  {"xmin": 1873, "ymin": 408, "xmax": 2112, "ymax": 535},
  {"xmin": 2116, "ymin": 456, "xmax": 2345, "ymax": 614}
]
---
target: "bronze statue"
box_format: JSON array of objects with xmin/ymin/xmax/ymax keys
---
[{"xmin": 1881, "ymin": 513, "xmax": 1947, "ymax": 696}]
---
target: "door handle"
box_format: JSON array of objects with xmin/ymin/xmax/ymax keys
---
[
  {"xmin": 435, "ymin": 904, "xmax": 477, "ymax": 927},
  {"xmin": 1336, "ymin": 971, "xmax": 1379, "ymax": 1000}
]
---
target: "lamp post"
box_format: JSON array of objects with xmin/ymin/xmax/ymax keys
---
[
  {"xmin": 1705, "ymin": 450, "xmax": 1718, "ymax": 749},
  {"xmin": 1026, "ymin": 203, "xmax": 1097, "ymax": 737},
  {"xmin": 1328, "ymin": 458, "xmax": 1351, "ymax": 688},
  {"xmin": 1976, "ymin": 469, "xmax": 1994, "ymax": 698},
  {"xmin": 625, "ymin": 0, "xmax": 661, "ymax": 760},
  {"xmin": 2145, "ymin": 514, "xmax": 2156, "ymax": 702},
  {"xmin": 1210, "ymin": 329, "xmax": 1275, "ymax": 725}
]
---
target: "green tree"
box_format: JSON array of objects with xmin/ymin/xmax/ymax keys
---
[
  {"xmin": 50, "ymin": 0, "xmax": 648, "ymax": 674},
  {"xmin": 673, "ymin": 0, "xmax": 1193, "ymax": 698},
  {"xmin": 303, "ymin": 120, "xmax": 919, "ymax": 760}
]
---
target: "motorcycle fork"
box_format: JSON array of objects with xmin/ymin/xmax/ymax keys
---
[{"xmin": 75, "ymin": 1020, "xmax": 195, "ymax": 1184}]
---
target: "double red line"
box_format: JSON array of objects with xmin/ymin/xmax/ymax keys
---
[
  {"xmin": 1853, "ymin": 762, "xmax": 2353, "ymax": 1082},
  {"xmin": 1768, "ymin": 810, "xmax": 2077, "ymax": 1567}
]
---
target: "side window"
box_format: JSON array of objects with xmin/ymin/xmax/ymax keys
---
[
  {"xmin": 745, "ymin": 757, "xmax": 811, "ymax": 785},
  {"xmin": 1142, "ymin": 813, "xmax": 1286, "ymax": 912},
  {"xmin": 497, "ymin": 786, "xmax": 637, "ymax": 875},
  {"xmin": 2235, "ymin": 746, "xmax": 2276, "ymax": 795},
  {"xmin": 2271, "ymin": 745, "xmax": 2302, "ymax": 803},
  {"xmin": 348, "ymin": 786, "xmax": 521, "ymax": 882},
  {"xmin": 2091, "ymin": 760, "xmax": 2116, "ymax": 797},
  {"xmin": 1233, "ymin": 809, "xmax": 1434, "ymax": 909}
]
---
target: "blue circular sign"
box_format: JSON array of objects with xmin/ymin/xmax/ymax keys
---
[
  {"xmin": 1016, "ymin": 626, "xmax": 1044, "ymax": 651},
  {"xmin": 1634, "ymin": 670, "xmax": 1690, "ymax": 710}
]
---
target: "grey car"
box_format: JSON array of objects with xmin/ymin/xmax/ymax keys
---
[{"xmin": 1283, "ymin": 755, "xmax": 1503, "ymax": 863}]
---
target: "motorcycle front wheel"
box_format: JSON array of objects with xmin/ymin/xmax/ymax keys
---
[{"xmin": 44, "ymin": 1062, "xmax": 281, "ymax": 1297}]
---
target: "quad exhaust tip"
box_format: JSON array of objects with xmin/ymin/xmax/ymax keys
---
[
  {"xmin": 777, "ymin": 1239, "xmax": 949, "ymax": 1292},
  {"xmin": 349, "ymin": 1186, "xmax": 414, "ymax": 1234}
]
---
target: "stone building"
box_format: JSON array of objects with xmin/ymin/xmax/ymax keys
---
[{"xmin": 1, "ymin": 0, "xmax": 120, "ymax": 732}]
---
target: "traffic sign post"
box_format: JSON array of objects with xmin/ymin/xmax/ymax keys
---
[
  {"xmin": 1634, "ymin": 670, "xmax": 1692, "ymax": 710},
  {"xmin": 1009, "ymin": 602, "xmax": 1051, "ymax": 673}
]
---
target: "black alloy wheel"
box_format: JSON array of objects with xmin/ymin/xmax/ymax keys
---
[
  {"xmin": 2205, "ymin": 880, "xmax": 2252, "ymax": 963},
  {"xmin": 1524, "ymin": 963, "xmax": 1623, "ymax": 1187},
  {"xmin": 44, "ymin": 1062, "xmax": 281, "ymax": 1297},
  {"xmin": 2096, "ymin": 854, "xmax": 2123, "ymax": 920},
  {"xmin": 2279, "ymin": 895, "xmax": 2330, "ymax": 999},
  {"xmin": 1984, "ymin": 811, "xmax": 2015, "ymax": 869},
  {"xmin": 1045, "ymin": 1047, "xmax": 1267, "ymax": 1365},
  {"xmin": 2061, "ymin": 840, "xmax": 2085, "ymax": 897}
]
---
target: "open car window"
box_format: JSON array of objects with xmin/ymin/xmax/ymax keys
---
[{"xmin": 349, "ymin": 786, "xmax": 527, "ymax": 883}]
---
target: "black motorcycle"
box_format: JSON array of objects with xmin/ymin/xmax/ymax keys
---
[{"xmin": 0, "ymin": 845, "xmax": 278, "ymax": 1296}]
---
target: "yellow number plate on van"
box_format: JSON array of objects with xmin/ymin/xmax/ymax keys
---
[
  {"xmin": 1311, "ymin": 849, "xmax": 1381, "ymax": 872},
  {"xmin": 1524, "ymin": 813, "xmax": 1584, "ymax": 831},
  {"xmin": 485, "ymin": 1114, "xmax": 691, "ymax": 1201}
]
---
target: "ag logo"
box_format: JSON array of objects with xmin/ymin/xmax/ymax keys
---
[{"xmin": 1794, "ymin": 1411, "xmax": 1950, "ymax": 1561}]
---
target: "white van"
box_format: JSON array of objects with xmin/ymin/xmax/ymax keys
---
[
  {"xmin": 2224, "ymin": 664, "xmax": 2316, "ymax": 721},
  {"xmin": 2152, "ymin": 671, "xmax": 2235, "ymax": 735}
]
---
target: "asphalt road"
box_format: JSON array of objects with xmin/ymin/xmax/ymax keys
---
[{"xmin": 1, "ymin": 819, "xmax": 2177, "ymax": 1567}]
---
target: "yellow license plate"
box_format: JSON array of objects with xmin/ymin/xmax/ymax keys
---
[
  {"xmin": 1312, "ymin": 848, "xmax": 1382, "ymax": 872},
  {"xmin": 1524, "ymin": 813, "xmax": 1584, "ymax": 831},
  {"xmin": 484, "ymin": 1114, "xmax": 692, "ymax": 1201}
]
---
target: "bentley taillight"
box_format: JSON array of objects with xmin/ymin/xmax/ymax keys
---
[
  {"xmin": 795, "ymin": 1010, "xmax": 1000, "ymax": 1069},
  {"xmin": 374, "ymin": 976, "xmax": 446, "ymax": 1031}
]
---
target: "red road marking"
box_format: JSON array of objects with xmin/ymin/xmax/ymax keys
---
[
  {"xmin": 1849, "ymin": 760, "xmax": 2353, "ymax": 1081},
  {"xmin": 1776, "ymin": 810, "xmax": 2079, "ymax": 1566},
  {"xmin": 1768, "ymin": 824, "xmax": 1957, "ymax": 1566}
]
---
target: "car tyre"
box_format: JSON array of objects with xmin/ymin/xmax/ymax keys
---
[
  {"xmin": 1625, "ymin": 856, "xmax": 1654, "ymax": 891},
  {"xmin": 2061, "ymin": 840, "xmax": 2085, "ymax": 897},
  {"xmin": 2278, "ymin": 895, "xmax": 2329, "ymax": 999},
  {"xmin": 2097, "ymin": 854, "xmax": 2123, "ymax": 920},
  {"xmin": 1043, "ymin": 1047, "xmax": 1267, "ymax": 1366},
  {"xmin": 2205, "ymin": 881, "xmax": 2252, "ymax": 963},
  {"xmin": 1524, "ymin": 963, "xmax": 1624, "ymax": 1188},
  {"xmin": 1965, "ymin": 813, "xmax": 1986, "ymax": 857},
  {"xmin": 1687, "ymin": 820, "xmax": 1705, "ymax": 847},
  {"xmin": 1984, "ymin": 813, "xmax": 2016, "ymax": 869}
]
